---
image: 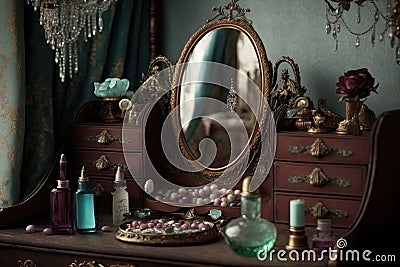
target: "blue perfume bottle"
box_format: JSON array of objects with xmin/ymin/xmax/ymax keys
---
[
  {"xmin": 222, "ymin": 176, "xmax": 277, "ymax": 257},
  {"xmin": 75, "ymin": 166, "xmax": 97, "ymax": 233}
]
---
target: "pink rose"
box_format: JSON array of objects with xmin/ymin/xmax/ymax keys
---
[{"xmin": 336, "ymin": 68, "xmax": 378, "ymax": 100}]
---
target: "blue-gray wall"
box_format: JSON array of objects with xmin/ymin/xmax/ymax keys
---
[{"xmin": 161, "ymin": 0, "xmax": 400, "ymax": 116}]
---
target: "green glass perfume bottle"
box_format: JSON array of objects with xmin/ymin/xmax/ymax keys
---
[
  {"xmin": 222, "ymin": 176, "xmax": 277, "ymax": 257},
  {"xmin": 75, "ymin": 166, "xmax": 97, "ymax": 233}
]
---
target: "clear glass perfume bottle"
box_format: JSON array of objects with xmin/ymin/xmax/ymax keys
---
[
  {"xmin": 50, "ymin": 154, "xmax": 73, "ymax": 234},
  {"xmin": 312, "ymin": 218, "xmax": 336, "ymax": 253},
  {"xmin": 75, "ymin": 166, "xmax": 97, "ymax": 233},
  {"xmin": 222, "ymin": 176, "xmax": 277, "ymax": 257},
  {"xmin": 112, "ymin": 166, "xmax": 129, "ymax": 226}
]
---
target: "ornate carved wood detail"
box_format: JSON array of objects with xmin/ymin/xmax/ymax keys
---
[
  {"xmin": 84, "ymin": 130, "xmax": 131, "ymax": 145},
  {"xmin": 207, "ymin": 0, "xmax": 252, "ymax": 24},
  {"xmin": 17, "ymin": 259, "xmax": 37, "ymax": 267},
  {"xmin": 288, "ymin": 138, "xmax": 354, "ymax": 158},
  {"xmin": 82, "ymin": 155, "xmax": 128, "ymax": 172},
  {"xmin": 305, "ymin": 201, "xmax": 349, "ymax": 219},
  {"xmin": 288, "ymin": 167, "xmax": 351, "ymax": 188},
  {"xmin": 69, "ymin": 260, "xmax": 135, "ymax": 267}
]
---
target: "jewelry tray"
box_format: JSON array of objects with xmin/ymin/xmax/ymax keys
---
[{"xmin": 115, "ymin": 216, "xmax": 220, "ymax": 246}]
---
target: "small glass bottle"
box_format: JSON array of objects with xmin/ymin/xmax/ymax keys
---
[
  {"xmin": 50, "ymin": 154, "xmax": 73, "ymax": 234},
  {"xmin": 312, "ymin": 219, "xmax": 336, "ymax": 253},
  {"xmin": 112, "ymin": 166, "xmax": 129, "ymax": 226},
  {"xmin": 75, "ymin": 166, "xmax": 97, "ymax": 233},
  {"xmin": 222, "ymin": 176, "xmax": 277, "ymax": 257}
]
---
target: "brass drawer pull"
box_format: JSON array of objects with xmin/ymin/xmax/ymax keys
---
[
  {"xmin": 305, "ymin": 201, "xmax": 348, "ymax": 219},
  {"xmin": 83, "ymin": 155, "xmax": 128, "ymax": 171},
  {"xmin": 288, "ymin": 138, "xmax": 353, "ymax": 158},
  {"xmin": 84, "ymin": 129, "xmax": 131, "ymax": 145},
  {"xmin": 288, "ymin": 167, "xmax": 351, "ymax": 187}
]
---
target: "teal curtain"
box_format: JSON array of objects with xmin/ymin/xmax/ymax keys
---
[
  {"xmin": 20, "ymin": 0, "xmax": 150, "ymax": 199},
  {"xmin": 185, "ymin": 28, "xmax": 239, "ymax": 140},
  {"xmin": 0, "ymin": 1, "xmax": 25, "ymax": 208}
]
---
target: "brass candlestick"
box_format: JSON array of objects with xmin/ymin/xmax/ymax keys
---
[{"xmin": 286, "ymin": 226, "xmax": 309, "ymax": 251}]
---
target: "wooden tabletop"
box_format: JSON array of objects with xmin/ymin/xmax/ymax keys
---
[{"xmin": 0, "ymin": 213, "xmax": 345, "ymax": 267}]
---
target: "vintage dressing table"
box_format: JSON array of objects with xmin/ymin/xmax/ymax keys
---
[{"xmin": 1, "ymin": 1, "xmax": 399, "ymax": 266}]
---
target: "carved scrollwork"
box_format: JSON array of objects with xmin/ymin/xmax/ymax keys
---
[
  {"xmin": 207, "ymin": 0, "xmax": 252, "ymax": 24},
  {"xmin": 84, "ymin": 130, "xmax": 131, "ymax": 145},
  {"xmin": 95, "ymin": 155, "xmax": 111, "ymax": 171},
  {"xmin": 288, "ymin": 138, "xmax": 354, "ymax": 159},
  {"xmin": 308, "ymin": 167, "xmax": 330, "ymax": 186},
  {"xmin": 17, "ymin": 259, "xmax": 37, "ymax": 267},
  {"xmin": 88, "ymin": 155, "xmax": 127, "ymax": 171},
  {"xmin": 288, "ymin": 167, "xmax": 351, "ymax": 188},
  {"xmin": 309, "ymin": 138, "xmax": 331, "ymax": 158},
  {"xmin": 305, "ymin": 202, "xmax": 348, "ymax": 219},
  {"xmin": 69, "ymin": 260, "xmax": 135, "ymax": 267},
  {"xmin": 96, "ymin": 130, "xmax": 115, "ymax": 144},
  {"xmin": 82, "ymin": 155, "xmax": 128, "ymax": 172},
  {"xmin": 93, "ymin": 183, "xmax": 111, "ymax": 198}
]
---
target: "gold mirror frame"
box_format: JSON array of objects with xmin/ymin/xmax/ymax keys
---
[{"xmin": 170, "ymin": 0, "xmax": 272, "ymax": 181}]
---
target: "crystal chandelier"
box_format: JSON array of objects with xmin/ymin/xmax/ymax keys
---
[
  {"xmin": 27, "ymin": 0, "xmax": 117, "ymax": 82},
  {"xmin": 324, "ymin": 0, "xmax": 400, "ymax": 64}
]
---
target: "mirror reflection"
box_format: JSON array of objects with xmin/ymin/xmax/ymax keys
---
[{"xmin": 178, "ymin": 28, "xmax": 261, "ymax": 169}]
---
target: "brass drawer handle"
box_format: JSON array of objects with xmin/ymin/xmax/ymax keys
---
[
  {"xmin": 83, "ymin": 155, "xmax": 128, "ymax": 171},
  {"xmin": 288, "ymin": 167, "xmax": 351, "ymax": 187},
  {"xmin": 84, "ymin": 129, "xmax": 131, "ymax": 145},
  {"xmin": 305, "ymin": 201, "xmax": 348, "ymax": 219},
  {"xmin": 288, "ymin": 138, "xmax": 353, "ymax": 158}
]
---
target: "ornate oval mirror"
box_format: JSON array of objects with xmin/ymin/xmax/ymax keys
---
[{"xmin": 171, "ymin": 0, "xmax": 272, "ymax": 178}]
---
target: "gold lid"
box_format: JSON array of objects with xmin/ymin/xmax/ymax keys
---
[
  {"xmin": 78, "ymin": 166, "xmax": 89, "ymax": 182},
  {"xmin": 241, "ymin": 176, "xmax": 259, "ymax": 196}
]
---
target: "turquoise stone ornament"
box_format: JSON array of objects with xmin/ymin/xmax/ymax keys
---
[
  {"xmin": 94, "ymin": 78, "xmax": 130, "ymax": 98},
  {"xmin": 208, "ymin": 209, "xmax": 222, "ymax": 220}
]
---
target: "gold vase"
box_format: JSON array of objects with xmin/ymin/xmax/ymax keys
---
[{"xmin": 335, "ymin": 98, "xmax": 363, "ymax": 135}]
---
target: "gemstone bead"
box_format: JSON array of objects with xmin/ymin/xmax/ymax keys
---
[
  {"xmin": 43, "ymin": 227, "xmax": 53, "ymax": 235},
  {"xmin": 25, "ymin": 225, "xmax": 36, "ymax": 234},
  {"xmin": 181, "ymin": 223, "xmax": 190, "ymax": 230},
  {"xmin": 101, "ymin": 225, "xmax": 112, "ymax": 232}
]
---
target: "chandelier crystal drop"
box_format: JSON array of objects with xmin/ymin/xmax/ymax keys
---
[
  {"xmin": 27, "ymin": 0, "xmax": 117, "ymax": 82},
  {"xmin": 324, "ymin": 0, "xmax": 400, "ymax": 64}
]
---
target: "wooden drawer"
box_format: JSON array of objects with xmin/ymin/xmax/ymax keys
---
[
  {"xmin": 276, "ymin": 131, "xmax": 370, "ymax": 164},
  {"xmin": 274, "ymin": 193, "xmax": 361, "ymax": 228},
  {"xmin": 73, "ymin": 124, "xmax": 142, "ymax": 152},
  {"xmin": 274, "ymin": 162, "xmax": 366, "ymax": 197},
  {"xmin": 73, "ymin": 150, "xmax": 142, "ymax": 178}
]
